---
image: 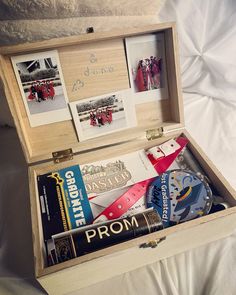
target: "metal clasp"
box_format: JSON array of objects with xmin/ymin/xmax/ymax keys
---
[
  {"xmin": 52, "ymin": 148, "xmax": 73, "ymax": 164},
  {"xmin": 146, "ymin": 127, "xmax": 164, "ymax": 141},
  {"xmin": 139, "ymin": 237, "xmax": 166, "ymax": 249}
]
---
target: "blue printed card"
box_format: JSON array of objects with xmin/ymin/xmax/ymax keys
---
[{"xmin": 37, "ymin": 165, "xmax": 93, "ymax": 241}]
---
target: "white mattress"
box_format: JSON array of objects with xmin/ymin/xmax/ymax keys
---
[{"xmin": 1, "ymin": 0, "xmax": 236, "ymax": 294}]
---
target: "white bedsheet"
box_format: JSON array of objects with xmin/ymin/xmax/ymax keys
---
[
  {"xmin": 159, "ymin": 0, "xmax": 236, "ymax": 190},
  {"xmin": 1, "ymin": 0, "xmax": 236, "ymax": 294}
]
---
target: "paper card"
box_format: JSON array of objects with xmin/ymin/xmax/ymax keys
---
[
  {"xmin": 125, "ymin": 33, "xmax": 169, "ymax": 104},
  {"xmin": 69, "ymin": 89, "xmax": 137, "ymax": 141},
  {"xmin": 11, "ymin": 50, "xmax": 71, "ymax": 127},
  {"xmin": 37, "ymin": 165, "xmax": 93, "ymax": 240},
  {"xmin": 80, "ymin": 149, "xmax": 158, "ymax": 197}
]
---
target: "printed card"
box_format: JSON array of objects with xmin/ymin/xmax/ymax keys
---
[
  {"xmin": 37, "ymin": 147, "xmax": 158, "ymax": 241},
  {"xmin": 80, "ymin": 149, "xmax": 158, "ymax": 198},
  {"xmin": 37, "ymin": 165, "xmax": 93, "ymax": 240}
]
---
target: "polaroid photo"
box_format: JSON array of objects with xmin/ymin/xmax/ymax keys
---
[
  {"xmin": 69, "ymin": 90, "xmax": 137, "ymax": 142},
  {"xmin": 125, "ymin": 33, "xmax": 169, "ymax": 104},
  {"xmin": 11, "ymin": 50, "xmax": 71, "ymax": 127}
]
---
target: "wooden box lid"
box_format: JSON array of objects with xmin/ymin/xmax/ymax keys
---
[{"xmin": 0, "ymin": 22, "xmax": 184, "ymax": 164}]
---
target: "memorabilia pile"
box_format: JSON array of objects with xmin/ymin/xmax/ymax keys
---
[{"xmin": 37, "ymin": 136, "xmax": 228, "ymax": 265}]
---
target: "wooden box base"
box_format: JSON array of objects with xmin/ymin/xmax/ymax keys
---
[{"xmin": 30, "ymin": 131, "xmax": 236, "ymax": 294}]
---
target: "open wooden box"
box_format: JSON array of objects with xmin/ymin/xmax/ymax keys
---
[{"xmin": 1, "ymin": 22, "xmax": 236, "ymax": 295}]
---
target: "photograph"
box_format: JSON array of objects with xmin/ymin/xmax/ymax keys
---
[
  {"xmin": 11, "ymin": 50, "xmax": 71, "ymax": 127},
  {"xmin": 70, "ymin": 90, "xmax": 137, "ymax": 141},
  {"xmin": 125, "ymin": 33, "xmax": 169, "ymax": 104}
]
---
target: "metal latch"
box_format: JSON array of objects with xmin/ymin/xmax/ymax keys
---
[
  {"xmin": 146, "ymin": 127, "xmax": 164, "ymax": 141},
  {"xmin": 52, "ymin": 148, "xmax": 73, "ymax": 164},
  {"xmin": 139, "ymin": 237, "xmax": 166, "ymax": 249}
]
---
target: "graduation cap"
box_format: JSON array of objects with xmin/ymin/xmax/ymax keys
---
[{"xmin": 174, "ymin": 183, "xmax": 203, "ymax": 212}]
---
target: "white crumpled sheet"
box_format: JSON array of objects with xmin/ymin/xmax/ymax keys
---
[
  {"xmin": 160, "ymin": 0, "xmax": 236, "ymax": 190},
  {"xmin": 1, "ymin": 0, "xmax": 236, "ymax": 294}
]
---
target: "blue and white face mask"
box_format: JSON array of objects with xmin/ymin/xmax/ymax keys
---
[{"xmin": 146, "ymin": 170, "xmax": 213, "ymax": 227}]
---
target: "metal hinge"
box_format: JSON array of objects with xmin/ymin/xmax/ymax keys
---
[
  {"xmin": 139, "ymin": 237, "xmax": 166, "ymax": 249},
  {"xmin": 146, "ymin": 127, "xmax": 164, "ymax": 141},
  {"xmin": 52, "ymin": 148, "xmax": 73, "ymax": 164}
]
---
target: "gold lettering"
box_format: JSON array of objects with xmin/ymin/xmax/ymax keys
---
[
  {"xmin": 86, "ymin": 229, "xmax": 97, "ymax": 243},
  {"xmin": 110, "ymin": 221, "xmax": 123, "ymax": 234},
  {"xmin": 123, "ymin": 216, "xmax": 139, "ymax": 230},
  {"xmin": 97, "ymin": 226, "xmax": 110, "ymax": 239}
]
